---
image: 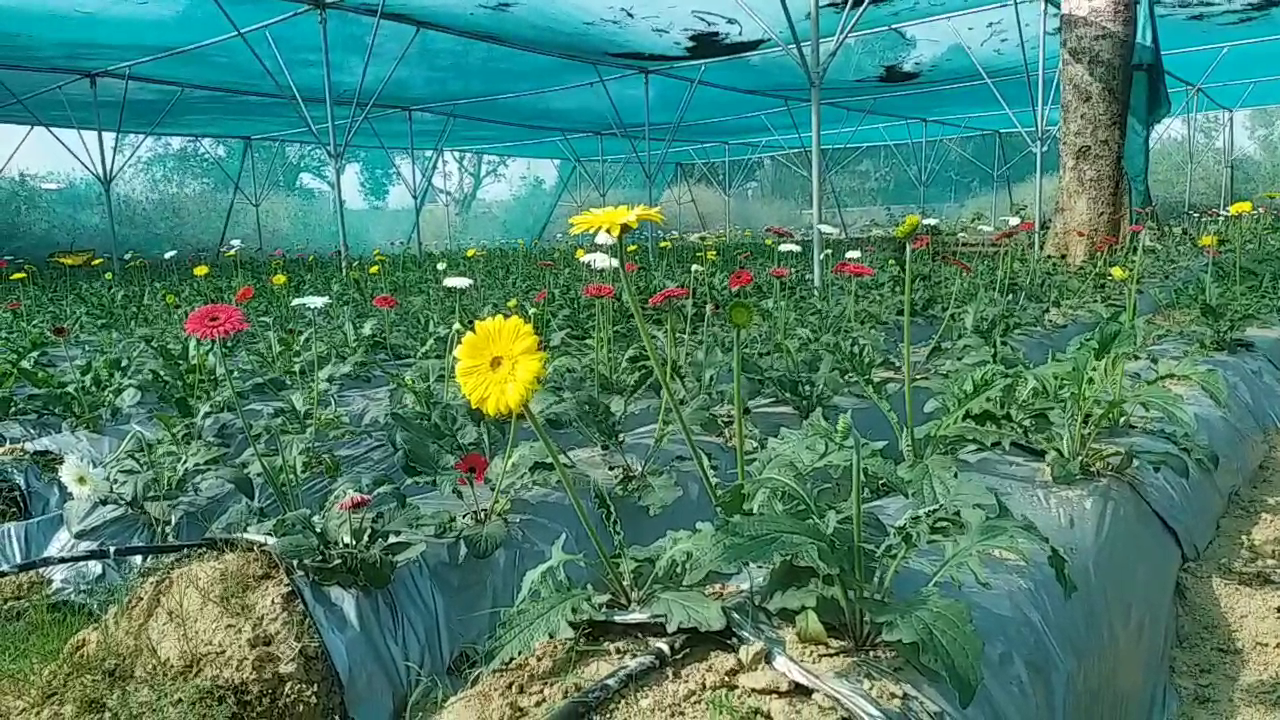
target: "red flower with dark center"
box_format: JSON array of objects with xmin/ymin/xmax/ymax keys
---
[
  {"xmin": 183, "ymin": 303, "xmax": 250, "ymax": 341},
  {"xmin": 5, "ymin": 301, "xmax": 19, "ymax": 311},
  {"xmin": 51, "ymin": 325, "xmax": 70, "ymax": 339},
  {"xmin": 583, "ymin": 283, "xmax": 616, "ymax": 299},
  {"xmin": 728, "ymin": 268, "xmax": 754, "ymax": 291},
  {"xmin": 942, "ymin": 256, "xmax": 972, "ymax": 274},
  {"xmin": 537, "ymin": 261, "xmax": 555, "ymax": 268},
  {"xmin": 273, "ymin": 249, "xmax": 284, "ymax": 257},
  {"xmin": 0, "ymin": 260, "xmax": 7, "ymax": 268},
  {"xmin": 911, "ymin": 235, "xmax": 931, "ymax": 250},
  {"xmin": 833, "ymin": 261, "xmax": 875, "ymax": 278},
  {"xmin": 625, "ymin": 262, "xmax": 639, "ymax": 273},
  {"xmin": 765, "ymin": 226, "xmax": 795, "ymax": 239},
  {"xmin": 1128, "ymin": 224, "xmax": 1145, "ymax": 234},
  {"xmin": 372, "ymin": 294, "xmax": 398, "ymax": 309},
  {"xmin": 533, "ymin": 289, "xmax": 547, "ymax": 304},
  {"xmin": 648, "ymin": 287, "xmax": 691, "ymax": 308},
  {"xmin": 455, "ymin": 453, "xmax": 489, "ymax": 486},
  {"xmin": 769, "ymin": 267, "xmax": 791, "ymax": 279},
  {"xmin": 1018, "ymin": 221, "xmax": 1035, "ymax": 233},
  {"xmin": 234, "ymin": 285, "xmax": 254, "ymax": 305},
  {"xmin": 1094, "ymin": 235, "xmax": 1120, "ymax": 253},
  {"xmin": 335, "ymin": 493, "xmax": 373, "ymax": 512}
]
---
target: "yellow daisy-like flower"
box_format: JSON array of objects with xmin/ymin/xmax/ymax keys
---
[
  {"xmin": 466, "ymin": 247, "xmax": 479, "ymax": 258},
  {"xmin": 568, "ymin": 204, "xmax": 665, "ymax": 238},
  {"xmin": 506, "ymin": 297, "xmax": 519, "ymax": 309},
  {"xmin": 1109, "ymin": 266, "xmax": 1130, "ymax": 281},
  {"xmin": 271, "ymin": 273, "xmax": 288, "ymax": 286},
  {"xmin": 765, "ymin": 238, "xmax": 774, "ymax": 246},
  {"xmin": 90, "ymin": 258, "xmax": 105, "ymax": 267},
  {"xmin": 705, "ymin": 250, "xmax": 718, "ymax": 261},
  {"xmin": 1198, "ymin": 234, "xmax": 1219, "ymax": 249},
  {"xmin": 574, "ymin": 247, "xmax": 587, "ymax": 259},
  {"xmin": 743, "ymin": 230, "xmax": 753, "ymax": 237},
  {"xmin": 368, "ymin": 264, "xmax": 381, "ymax": 275},
  {"xmin": 9, "ymin": 272, "xmax": 28, "ymax": 281},
  {"xmin": 1228, "ymin": 200, "xmax": 1253, "ymax": 216},
  {"xmin": 894, "ymin": 214, "xmax": 922, "ymax": 239},
  {"xmin": 626, "ymin": 244, "xmax": 639, "ymax": 253},
  {"xmin": 658, "ymin": 240, "xmax": 672, "ymax": 249},
  {"xmin": 1262, "ymin": 192, "xmax": 1279, "ymax": 200},
  {"xmin": 192, "ymin": 265, "xmax": 210, "ymax": 278},
  {"xmin": 454, "ymin": 314, "xmax": 546, "ymax": 418},
  {"xmin": 224, "ymin": 250, "xmax": 237, "ymax": 257}
]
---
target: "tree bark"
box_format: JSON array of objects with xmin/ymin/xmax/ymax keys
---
[{"xmin": 1048, "ymin": 0, "xmax": 1136, "ymax": 265}]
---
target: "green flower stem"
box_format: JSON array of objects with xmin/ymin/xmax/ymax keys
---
[
  {"xmin": 901, "ymin": 241, "xmax": 918, "ymax": 462},
  {"xmin": 612, "ymin": 234, "xmax": 719, "ymax": 509},
  {"xmin": 215, "ymin": 343, "xmax": 288, "ymax": 511},
  {"xmin": 523, "ymin": 406, "xmax": 629, "ymax": 602},
  {"xmin": 732, "ymin": 324, "xmax": 747, "ymax": 489},
  {"xmin": 849, "ymin": 428, "xmax": 867, "ymax": 643},
  {"xmin": 1125, "ymin": 231, "xmax": 1146, "ymax": 326},
  {"xmin": 482, "ymin": 414, "xmax": 520, "ymax": 523}
]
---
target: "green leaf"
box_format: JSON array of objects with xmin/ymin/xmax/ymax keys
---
[
  {"xmin": 640, "ymin": 589, "xmax": 726, "ymax": 633},
  {"xmin": 873, "ymin": 591, "xmax": 983, "ymax": 708},
  {"xmin": 485, "ymin": 589, "xmax": 595, "ymax": 670},
  {"xmin": 274, "ymin": 534, "xmax": 320, "ymax": 563},
  {"xmin": 794, "ymin": 608, "xmax": 828, "ymax": 645},
  {"xmin": 461, "ymin": 518, "xmax": 509, "ymax": 560},
  {"xmin": 516, "ymin": 534, "xmax": 584, "ymax": 604}
]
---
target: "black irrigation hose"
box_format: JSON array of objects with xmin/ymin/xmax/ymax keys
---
[
  {"xmin": 541, "ymin": 634, "xmax": 689, "ymax": 720},
  {"xmin": 0, "ymin": 536, "xmax": 261, "ymax": 578}
]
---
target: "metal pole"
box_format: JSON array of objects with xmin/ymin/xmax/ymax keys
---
[
  {"xmin": 89, "ymin": 76, "xmax": 121, "ymax": 273},
  {"xmin": 809, "ymin": 0, "xmax": 823, "ymax": 290},
  {"xmin": 1184, "ymin": 91, "xmax": 1196, "ymax": 213},
  {"xmin": 1219, "ymin": 109, "xmax": 1228, "ymax": 209},
  {"xmin": 1033, "ymin": 0, "xmax": 1047, "ymax": 252},
  {"xmin": 409, "ymin": 112, "xmax": 424, "ymax": 260},
  {"xmin": 990, "ymin": 132, "xmax": 1001, "ymax": 221},
  {"xmin": 918, "ymin": 120, "xmax": 928, "ymax": 210},
  {"xmin": 598, "ymin": 136, "xmax": 606, "ymax": 205},
  {"xmin": 1225, "ymin": 110, "xmax": 1235, "ymax": 203},
  {"xmin": 248, "ymin": 140, "xmax": 264, "ymax": 250},
  {"xmin": 218, "ymin": 141, "xmax": 249, "ymax": 249},
  {"xmin": 643, "ymin": 72, "xmax": 655, "ymax": 247},
  {"xmin": 318, "ymin": 7, "xmax": 350, "ymax": 266},
  {"xmin": 723, "ymin": 144, "xmax": 732, "ymax": 232}
]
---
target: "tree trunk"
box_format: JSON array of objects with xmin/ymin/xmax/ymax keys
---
[{"xmin": 1048, "ymin": 0, "xmax": 1136, "ymax": 265}]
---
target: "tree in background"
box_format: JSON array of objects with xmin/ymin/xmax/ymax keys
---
[
  {"xmin": 1049, "ymin": 0, "xmax": 1136, "ymax": 264},
  {"xmin": 432, "ymin": 152, "xmax": 514, "ymax": 225}
]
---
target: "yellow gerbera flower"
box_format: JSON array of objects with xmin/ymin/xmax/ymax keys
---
[
  {"xmin": 705, "ymin": 250, "xmax": 718, "ymax": 260},
  {"xmin": 765, "ymin": 238, "xmax": 774, "ymax": 246},
  {"xmin": 568, "ymin": 204, "xmax": 664, "ymax": 238},
  {"xmin": 368, "ymin": 264, "xmax": 381, "ymax": 275},
  {"xmin": 271, "ymin": 273, "xmax": 288, "ymax": 286},
  {"xmin": 1198, "ymin": 234, "xmax": 1219, "ymax": 248},
  {"xmin": 91, "ymin": 258, "xmax": 105, "ymax": 267},
  {"xmin": 454, "ymin": 314, "xmax": 546, "ymax": 418},
  {"xmin": 626, "ymin": 244, "xmax": 639, "ymax": 253},
  {"xmin": 9, "ymin": 272, "xmax": 28, "ymax": 281},
  {"xmin": 574, "ymin": 247, "xmax": 587, "ymax": 259},
  {"xmin": 1109, "ymin": 266, "xmax": 1130, "ymax": 281},
  {"xmin": 1228, "ymin": 200, "xmax": 1254, "ymax": 216},
  {"xmin": 658, "ymin": 240, "xmax": 672, "ymax": 249},
  {"xmin": 895, "ymin": 214, "xmax": 922, "ymax": 239},
  {"xmin": 506, "ymin": 297, "xmax": 519, "ymax": 309},
  {"xmin": 466, "ymin": 247, "xmax": 479, "ymax": 258},
  {"xmin": 192, "ymin": 265, "xmax": 210, "ymax": 278}
]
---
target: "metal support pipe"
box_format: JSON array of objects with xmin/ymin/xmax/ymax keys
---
[
  {"xmin": 1225, "ymin": 110, "xmax": 1235, "ymax": 203},
  {"xmin": 248, "ymin": 140, "xmax": 264, "ymax": 250},
  {"xmin": 0, "ymin": 126, "xmax": 33, "ymax": 176},
  {"xmin": 1033, "ymin": 0, "xmax": 1048, "ymax": 252},
  {"xmin": 918, "ymin": 120, "xmax": 928, "ymax": 210},
  {"xmin": 990, "ymin": 132, "xmax": 1001, "ymax": 221},
  {"xmin": 723, "ymin": 144, "xmax": 732, "ymax": 232},
  {"xmin": 1184, "ymin": 90, "xmax": 1196, "ymax": 213},
  {"xmin": 809, "ymin": 0, "xmax": 823, "ymax": 290},
  {"xmin": 217, "ymin": 141, "xmax": 250, "ymax": 250},
  {"xmin": 317, "ymin": 7, "xmax": 350, "ymax": 266},
  {"xmin": 89, "ymin": 76, "xmax": 121, "ymax": 273}
]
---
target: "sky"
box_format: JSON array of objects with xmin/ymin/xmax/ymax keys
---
[{"xmin": 0, "ymin": 124, "xmax": 558, "ymax": 209}]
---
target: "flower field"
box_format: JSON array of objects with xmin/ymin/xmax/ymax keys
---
[{"xmin": 2, "ymin": 202, "xmax": 1279, "ymax": 717}]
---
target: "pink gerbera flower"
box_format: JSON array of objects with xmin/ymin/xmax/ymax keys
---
[
  {"xmin": 648, "ymin": 287, "xmax": 691, "ymax": 308},
  {"xmin": 335, "ymin": 493, "xmax": 373, "ymax": 512},
  {"xmin": 183, "ymin": 303, "xmax": 249, "ymax": 341},
  {"xmin": 372, "ymin": 294, "xmax": 398, "ymax": 309},
  {"xmin": 728, "ymin": 269, "xmax": 754, "ymax": 291}
]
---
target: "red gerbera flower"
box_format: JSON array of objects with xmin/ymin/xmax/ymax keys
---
[
  {"xmin": 911, "ymin": 235, "xmax": 931, "ymax": 250},
  {"xmin": 372, "ymin": 294, "xmax": 398, "ymax": 309},
  {"xmin": 728, "ymin": 268, "xmax": 754, "ymax": 291},
  {"xmin": 335, "ymin": 493, "xmax": 373, "ymax": 512},
  {"xmin": 533, "ymin": 289, "xmax": 547, "ymax": 304},
  {"xmin": 183, "ymin": 303, "xmax": 250, "ymax": 341},
  {"xmin": 0, "ymin": 259, "xmax": 8, "ymax": 268},
  {"xmin": 648, "ymin": 287, "xmax": 691, "ymax": 308},
  {"xmin": 833, "ymin": 261, "xmax": 875, "ymax": 278},
  {"xmin": 273, "ymin": 248, "xmax": 284, "ymax": 257},
  {"xmin": 765, "ymin": 226, "xmax": 795, "ymax": 239},
  {"xmin": 583, "ymin": 283, "xmax": 616, "ymax": 299},
  {"xmin": 5, "ymin": 301, "xmax": 20, "ymax": 310},
  {"xmin": 1018, "ymin": 221, "xmax": 1035, "ymax": 233},
  {"xmin": 942, "ymin": 256, "xmax": 972, "ymax": 274},
  {"xmin": 769, "ymin": 267, "xmax": 791, "ymax": 279},
  {"xmin": 537, "ymin": 261, "xmax": 555, "ymax": 268},
  {"xmin": 625, "ymin": 262, "xmax": 639, "ymax": 273},
  {"xmin": 1128, "ymin": 224, "xmax": 1145, "ymax": 234},
  {"xmin": 234, "ymin": 285, "xmax": 254, "ymax": 305},
  {"xmin": 455, "ymin": 453, "xmax": 489, "ymax": 486}
]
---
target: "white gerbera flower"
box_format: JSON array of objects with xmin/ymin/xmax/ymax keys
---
[
  {"xmin": 435, "ymin": 261, "xmax": 447, "ymax": 271},
  {"xmin": 228, "ymin": 238, "xmax": 244, "ymax": 249},
  {"xmin": 291, "ymin": 295, "xmax": 331, "ymax": 310},
  {"xmin": 816, "ymin": 223, "xmax": 844, "ymax": 238},
  {"xmin": 442, "ymin": 276, "xmax": 474, "ymax": 290},
  {"xmin": 163, "ymin": 250, "xmax": 178, "ymax": 260},
  {"xmin": 690, "ymin": 264, "xmax": 705, "ymax": 273},
  {"xmin": 921, "ymin": 217, "xmax": 940, "ymax": 227},
  {"xmin": 593, "ymin": 229, "xmax": 617, "ymax": 246},
  {"xmin": 998, "ymin": 216, "xmax": 1021, "ymax": 228},
  {"xmin": 822, "ymin": 249, "xmax": 833, "ymax": 257},
  {"xmin": 579, "ymin": 252, "xmax": 619, "ymax": 271},
  {"xmin": 123, "ymin": 251, "xmax": 135, "ymax": 261},
  {"xmin": 777, "ymin": 242, "xmax": 802, "ymax": 253},
  {"xmin": 976, "ymin": 224, "xmax": 995, "ymax": 233},
  {"xmin": 58, "ymin": 456, "xmax": 102, "ymax": 501},
  {"xmin": 845, "ymin": 249, "xmax": 863, "ymax": 260},
  {"xmin": 957, "ymin": 232, "xmax": 969, "ymax": 239}
]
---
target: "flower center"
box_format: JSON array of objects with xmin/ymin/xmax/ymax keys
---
[
  {"xmin": 490, "ymin": 355, "xmax": 505, "ymax": 371},
  {"xmin": 206, "ymin": 314, "xmax": 223, "ymax": 325}
]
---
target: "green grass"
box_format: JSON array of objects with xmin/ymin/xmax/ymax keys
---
[{"xmin": 0, "ymin": 582, "xmax": 100, "ymax": 684}]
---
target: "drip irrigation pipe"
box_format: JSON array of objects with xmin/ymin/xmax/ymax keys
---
[
  {"xmin": 0, "ymin": 534, "xmax": 271, "ymax": 578},
  {"xmin": 542, "ymin": 633, "xmax": 689, "ymax": 720}
]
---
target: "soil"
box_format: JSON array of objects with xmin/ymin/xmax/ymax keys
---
[
  {"xmin": 0, "ymin": 550, "xmax": 345, "ymax": 720},
  {"xmin": 1172, "ymin": 436, "xmax": 1280, "ymax": 719}
]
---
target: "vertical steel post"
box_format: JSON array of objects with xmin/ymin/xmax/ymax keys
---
[
  {"xmin": 990, "ymin": 132, "xmax": 1001, "ymax": 221},
  {"xmin": 1184, "ymin": 90, "xmax": 1196, "ymax": 213},
  {"xmin": 248, "ymin": 140, "xmax": 264, "ymax": 250},
  {"xmin": 918, "ymin": 120, "xmax": 928, "ymax": 210},
  {"xmin": 89, "ymin": 76, "xmax": 121, "ymax": 273},
  {"xmin": 218, "ymin": 141, "xmax": 250, "ymax": 249},
  {"xmin": 409, "ymin": 111, "xmax": 424, "ymax": 261},
  {"xmin": 723, "ymin": 144, "xmax": 732, "ymax": 232},
  {"xmin": 1225, "ymin": 109, "xmax": 1235, "ymax": 203},
  {"xmin": 809, "ymin": 0, "xmax": 823, "ymax": 290},
  {"xmin": 318, "ymin": 7, "xmax": 351, "ymax": 266},
  {"xmin": 597, "ymin": 136, "xmax": 607, "ymax": 204},
  {"xmin": 1219, "ymin": 109, "xmax": 1229, "ymax": 209},
  {"xmin": 1033, "ymin": 0, "xmax": 1048, "ymax": 253},
  {"xmin": 643, "ymin": 71, "xmax": 655, "ymax": 246}
]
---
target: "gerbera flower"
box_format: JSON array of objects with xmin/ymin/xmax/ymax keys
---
[
  {"xmin": 921, "ymin": 218, "xmax": 940, "ymax": 227},
  {"xmin": 579, "ymin": 252, "xmax": 619, "ymax": 271},
  {"xmin": 335, "ymin": 492, "xmax": 373, "ymax": 512},
  {"xmin": 833, "ymin": 262, "xmax": 875, "ymax": 277},
  {"xmin": 648, "ymin": 287, "xmax": 691, "ymax": 307},
  {"xmin": 1228, "ymin": 200, "xmax": 1253, "ymax": 216},
  {"xmin": 574, "ymin": 247, "xmax": 587, "ymax": 259},
  {"xmin": 844, "ymin": 250, "xmax": 863, "ymax": 260},
  {"xmin": 894, "ymin": 214, "xmax": 922, "ymax": 239},
  {"xmin": 1018, "ymin": 221, "xmax": 1036, "ymax": 232},
  {"xmin": 436, "ymin": 261, "xmax": 448, "ymax": 271},
  {"xmin": 466, "ymin": 247, "xmax": 480, "ymax": 258},
  {"xmin": 583, "ymin": 283, "xmax": 616, "ymax": 299},
  {"xmin": 728, "ymin": 268, "xmax": 754, "ymax": 291},
  {"xmin": 625, "ymin": 262, "xmax": 639, "ymax": 273},
  {"xmin": 1109, "ymin": 266, "xmax": 1130, "ymax": 281},
  {"xmin": 1128, "ymin": 224, "xmax": 1145, "ymax": 234},
  {"xmin": 58, "ymin": 455, "xmax": 102, "ymax": 501},
  {"xmin": 769, "ymin": 267, "xmax": 791, "ymax": 279},
  {"xmin": 234, "ymin": 285, "xmax": 254, "ymax": 304},
  {"xmin": 163, "ymin": 250, "xmax": 178, "ymax": 260},
  {"xmin": 454, "ymin": 314, "xmax": 546, "ymax": 417},
  {"xmin": 455, "ymin": 453, "xmax": 490, "ymax": 486},
  {"xmin": 291, "ymin": 295, "xmax": 331, "ymax": 310},
  {"xmin": 998, "ymin": 216, "xmax": 1022, "ymax": 228},
  {"xmin": 6, "ymin": 301, "xmax": 20, "ymax": 310},
  {"xmin": 533, "ymin": 289, "xmax": 547, "ymax": 303},
  {"xmin": 569, "ymin": 205, "xmax": 665, "ymax": 239},
  {"xmin": 911, "ymin": 236, "xmax": 930, "ymax": 250},
  {"xmin": 443, "ymin": 276, "xmax": 474, "ymax": 290},
  {"xmin": 594, "ymin": 230, "xmax": 617, "ymax": 246},
  {"xmin": 8, "ymin": 272, "xmax": 26, "ymax": 281},
  {"xmin": 91, "ymin": 258, "xmax": 105, "ymax": 267},
  {"xmin": 658, "ymin": 240, "xmax": 672, "ymax": 249},
  {"xmin": 192, "ymin": 264, "xmax": 210, "ymax": 278},
  {"xmin": 372, "ymin": 294, "xmax": 398, "ymax": 309},
  {"xmin": 368, "ymin": 264, "xmax": 381, "ymax": 275},
  {"xmin": 184, "ymin": 303, "xmax": 250, "ymax": 341},
  {"xmin": 51, "ymin": 325, "xmax": 70, "ymax": 339},
  {"xmin": 1198, "ymin": 234, "xmax": 1219, "ymax": 249},
  {"xmin": 765, "ymin": 226, "xmax": 794, "ymax": 239},
  {"xmin": 942, "ymin": 256, "xmax": 973, "ymax": 274},
  {"xmin": 777, "ymin": 242, "xmax": 802, "ymax": 254}
]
